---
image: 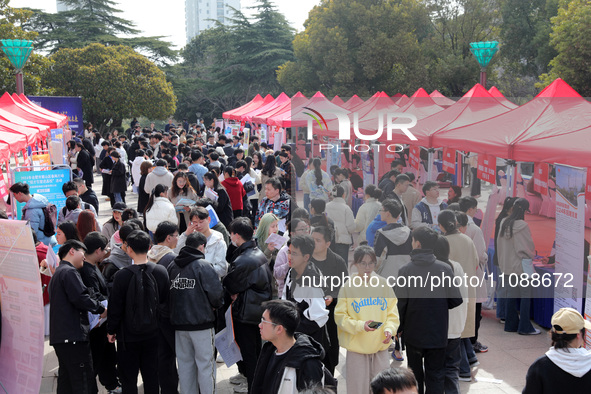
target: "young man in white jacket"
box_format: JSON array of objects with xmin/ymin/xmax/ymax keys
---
[{"xmin": 326, "ymin": 185, "xmax": 355, "ymax": 264}]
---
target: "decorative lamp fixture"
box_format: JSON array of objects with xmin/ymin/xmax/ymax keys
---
[
  {"xmin": 1, "ymin": 39, "xmax": 34, "ymax": 95},
  {"xmin": 469, "ymin": 41, "xmax": 499, "ymax": 88}
]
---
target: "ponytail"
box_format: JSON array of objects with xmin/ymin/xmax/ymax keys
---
[{"xmin": 312, "ymin": 158, "xmax": 323, "ymax": 186}]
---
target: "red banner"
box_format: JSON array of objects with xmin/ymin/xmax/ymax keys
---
[
  {"xmin": 442, "ymin": 147, "xmax": 456, "ymax": 174},
  {"xmin": 22, "ymin": 150, "xmax": 31, "ymax": 168},
  {"xmin": 586, "ymin": 168, "xmax": 591, "ymax": 201},
  {"xmin": 0, "ymin": 166, "xmax": 8, "ymax": 200},
  {"xmin": 477, "ymin": 153, "xmax": 496, "ymax": 183},
  {"xmin": 533, "ymin": 163, "xmax": 549, "ymax": 196},
  {"xmin": 409, "ymin": 146, "xmax": 421, "ymax": 170}
]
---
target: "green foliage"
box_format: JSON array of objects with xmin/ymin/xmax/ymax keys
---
[
  {"xmin": 538, "ymin": 0, "xmax": 591, "ymax": 96},
  {"xmin": 43, "ymin": 43, "xmax": 176, "ymax": 129},
  {"xmin": 0, "ymin": 0, "xmax": 53, "ymax": 94},
  {"xmin": 22, "ymin": 0, "xmax": 177, "ymax": 65},
  {"xmin": 170, "ymin": 0, "xmax": 295, "ymax": 121}
]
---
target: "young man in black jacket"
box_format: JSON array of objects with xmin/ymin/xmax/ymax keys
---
[
  {"xmin": 107, "ymin": 230, "xmax": 169, "ymax": 394},
  {"xmin": 49, "ymin": 240, "xmax": 107, "ymax": 394},
  {"xmin": 396, "ymin": 227, "xmax": 463, "ymax": 394},
  {"xmin": 168, "ymin": 232, "xmax": 224, "ymax": 394},
  {"xmin": 252, "ymin": 300, "xmax": 328, "ymax": 393},
  {"xmin": 223, "ymin": 217, "xmax": 273, "ymax": 392},
  {"xmin": 79, "ymin": 232, "xmax": 121, "ymax": 393}
]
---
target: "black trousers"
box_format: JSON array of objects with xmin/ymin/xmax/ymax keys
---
[
  {"xmin": 406, "ymin": 344, "xmax": 446, "ymax": 394},
  {"xmin": 234, "ymin": 322, "xmax": 261, "ymax": 392},
  {"xmin": 158, "ymin": 319, "xmax": 179, "ymax": 394},
  {"xmin": 324, "ymin": 301, "xmax": 340, "ymax": 376},
  {"xmin": 471, "ymin": 303, "xmax": 483, "ymax": 344},
  {"xmin": 117, "ymin": 337, "xmax": 159, "ymax": 394},
  {"xmin": 89, "ymin": 325, "xmax": 119, "ymax": 391},
  {"xmin": 53, "ymin": 342, "xmax": 97, "ymax": 394}
]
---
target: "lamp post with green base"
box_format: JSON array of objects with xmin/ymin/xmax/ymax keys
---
[
  {"xmin": 469, "ymin": 41, "xmax": 499, "ymax": 89},
  {"xmin": 1, "ymin": 39, "xmax": 34, "ymax": 95}
]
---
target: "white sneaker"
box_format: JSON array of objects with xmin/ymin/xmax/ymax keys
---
[
  {"xmin": 229, "ymin": 373, "xmax": 247, "ymax": 385},
  {"xmin": 216, "ymin": 353, "xmax": 224, "ymax": 363}
]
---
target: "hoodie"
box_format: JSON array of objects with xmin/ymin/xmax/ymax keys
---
[
  {"xmin": 251, "ymin": 333, "xmax": 327, "ymax": 394},
  {"xmin": 523, "ymin": 347, "xmax": 591, "ymax": 394},
  {"xmin": 374, "ymin": 223, "xmax": 412, "ymax": 278},
  {"xmin": 496, "ymin": 218, "xmax": 535, "ymax": 276},
  {"xmin": 167, "ymin": 246, "xmax": 224, "ymax": 330},
  {"xmin": 101, "ymin": 243, "xmax": 132, "ymax": 289},
  {"xmin": 366, "ymin": 214, "xmax": 387, "ymax": 247},
  {"xmin": 22, "ymin": 194, "xmax": 57, "ymax": 247},
  {"xmin": 144, "ymin": 165, "xmax": 174, "ymax": 195},
  {"xmin": 147, "ymin": 244, "xmax": 176, "ymax": 268},
  {"xmin": 410, "ymin": 197, "xmax": 448, "ymax": 229},
  {"xmin": 131, "ymin": 156, "xmax": 146, "ymax": 188},
  {"xmin": 221, "ymin": 176, "xmax": 246, "ymax": 211}
]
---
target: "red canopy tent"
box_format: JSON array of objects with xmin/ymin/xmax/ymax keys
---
[
  {"xmin": 488, "ymin": 86, "xmax": 518, "ymax": 109},
  {"xmin": 0, "ymin": 129, "xmax": 27, "ymax": 153},
  {"xmin": 20, "ymin": 94, "xmax": 69, "ymax": 121},
  {"xmin": 0, "ymin": 92, "xmax": 62, "ymax": 130},
  {"xmin": 430, "ymin": 90, "xmax": 456, "ymax": 107},
  {"xmin": 395, "ymin": 94, "xmax": 409, "ymax": 106},
  {"xmin": 0, "ymin": 141, "xmax": 9, "ymax": 162},
  {"xmin": 432, "ymin": 79, "xmax": 591, "ymax": 160},
  {"xmin": 342, "ymin": 95, "xmax": 364, "ymax": 110},
  {"xmin": 412, "ymin": 84, "xmax": 515, "ymax": 147},
  {"xmin": 251, "ymin": 92, "xmax": 306, "ymax": 124},
  {"xmin": 243, "ymin": 92, "xmax": 291, "ymax": 122},
  {"xmin": 11, "ymin": 93, "xmax": 67, "ymax": 127},
  {"xmin": 0, "ymin": 106, "xmax": 49, "ymax": 142},
  {"xmin": 0, "ymin": 118, "xmax": 40, "ymax": 147},
  {"xmin": 331, "ymin": 95, "xmax": 345, "ymax": 106},
  {"xmin": 223, "ymin": 94, "xmax": 274, "ymax": 121}
]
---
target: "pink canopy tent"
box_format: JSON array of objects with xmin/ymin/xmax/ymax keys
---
[
  {"xmin": 430, "ymin": 90, "xmax": 456, "ymax": 107},
  {"xmin": 251, "ymin": 92, "xmax": 306, "ymax": 124},
  {"xmin": 0, "ymin": 128, "xmax": 27, "ymax": 153},
  {"xmin": 266, "ymin": 92, "xmax": 350, "ymax": 132},
  {"xmin": 331, "ymin": 95, "xmax": 345, "ymax": 106},
  {"xmin": 223, "ymin": 94, "xmax": 274, "ymax": 121},
  {"xmin": 0, "ymin": 118, "xmax": 40, "ymax": 147},
  {"xmin": 11, "ymin": 94, "xmax": 67, "ymax": 127},
  {"xmin": 0, "ymin": 92, "xmax": 62, "ymax": 130},
  {"xmin": 412, "ymin": 84, "xmax": 515, "ymax": 147},
  {"xmin": 0, "ymin": 141, "xmax": 9, "ymax": 162},
  {"xmin": 395, "ymin": 94, "xmax": 409, "ymax": 106},
  {"xmin": 432, "ymin": 79, "xmax": 591, "ymax": 159},
  {"xmin": 342, "ymin": 95, "xmax": 364, "ymax": 110},
  {"xmin": 243, "ymin": 92, "xmax": 291, "ymax": 122},
  {"xmin": 488, "ymin": 86, "xmax": 518, "ymax": 109},
  {"xmin": 0, "ymin": 106, "xmax": 50, "ymax": 142}
]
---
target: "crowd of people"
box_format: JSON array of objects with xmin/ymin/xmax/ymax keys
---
[{"xmin": 5, "ymin": 119, "xmax": 591, "ymax": 394}]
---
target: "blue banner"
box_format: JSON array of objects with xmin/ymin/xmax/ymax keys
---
[
  {"xmin": 14, "ymin": 168, "xmax": 72, "ymax": 220},
  {"xmin": 27, "ymin": 96, "xmax": 83, "ymax": 136}
]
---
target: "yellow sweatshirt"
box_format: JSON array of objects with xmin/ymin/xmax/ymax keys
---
[{"xmin": 334, "ymin": 272, "xmax": 399, "ymax": 354}]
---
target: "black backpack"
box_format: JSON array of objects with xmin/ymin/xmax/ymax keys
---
[{"xmin": 124, "ymin": 264, "xmax": 160, "ymax": 336}]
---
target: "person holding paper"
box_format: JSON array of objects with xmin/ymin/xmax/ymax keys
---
[
  {"xmin": 168, "ymin": 171, "xmax": 198, "ymax": 233},
  {"xmin": 49, "ymin": 240, "xmax": 107, "ymax": 394},
  {"xmin": 254, "ymin": 213, "xmax": 279, "ymax": 256},
  {"xmin": 203, "ymin": 171, "xmax": 234, "ymax": 228}
]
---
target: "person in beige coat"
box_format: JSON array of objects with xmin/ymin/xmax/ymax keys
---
[
  {"xmin": 326, "ymin": 184, "xmax": 355, "ymax": 264},
  {"xmin": 401, "ymin": 172, "xmax": 422, "ymax": 218},
  {"xmin": 497, "ymin": 198, "xmax": 538, "ymax": 335},
  {"xmin": 438, "ymin": 210, "xmax": 479, "ymax": 382},
  {"xmin": 354, "ymin": 185, "xmax": 382, "ymax": 245}
]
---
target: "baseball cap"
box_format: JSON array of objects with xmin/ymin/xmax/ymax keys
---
[
  {"xmin": 551, "ymin": 308, "xmax": 591, "ymax": 334},
  {"xmin": 112, "ymin": 202, "xmax": 127, "ymax": 212}
]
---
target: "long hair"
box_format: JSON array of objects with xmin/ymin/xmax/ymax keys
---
[
  {"xmin": 262, "ymin": 154, "xmax": 277, "ymax": 176},
  {"xmin": 58, "ymin": 221, "xmax": 81, "ymax": 242},
  {"xmin": 500, "ymin": 198, "xmax": 529, "ymax": 238},
  {"xmin": 204, "ymin": 171, "xmax": 221, "ymax": 189},
  {"xmin": 252, "ymin": 152, "xmax": 263, "ymax": 170},
  {"xmin": 77, "ymin": 211, "xmax": 97, "ymax": 241},
  {"xmin": 312, "ymin": 158, "xmax": 323, "ymax": 186},
  {"xmin": 144, "ymin": 184, "xmax": 169, "ymax": 215},
  {"xmin": 170, "ymin": 171, "xmax": 195, "ymax": 198},
  {"xmin": 255, "ymin": 213, "xmax": 279, "ymax": 253},
  {"xmin": 244, "ymin": 157, "xmax": 253, "ymax": 174}
]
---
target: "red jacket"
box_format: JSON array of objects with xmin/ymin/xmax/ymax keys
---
[
  {"xmin": 36, "ymin": 242, "xmax": 50, "ymax": 306},
  {"xmin": 222, "ymin": 177, "xmax": 246, "ymax": 211}
]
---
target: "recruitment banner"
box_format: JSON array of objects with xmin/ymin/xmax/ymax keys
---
[
  {"xmin": 0, "ymin": 220, "xmax": 44, "ymax": 394},
  {"xmin": 31, "ymin": 153, "xmax": 52, "ymax": 171},
  {"xmin": 442, "ymin": 147, "xmax": 456, "ymax": 174},
  {"xmin": 477, "ymin": 153, "xmax": 496, "ymax": 183},
  {"xmin": 554, "ymin": 165, "xmax": 586, "ymax": 313},
  {"xmin": 28, "ymin": 96, "xmax": 82, "ymax": 135},
  {"xmin": 360, "ymin": 150, "xmax": 374, "ymax": 189},
  {"xmin": 13, "ymin": 168, "xmax": 72, "ymax": 220},
  {"xmin": 586, "ymin": 169, "xmax": 591, "ymax": 201},
  {"xmin": 585, "ymin": 263, "xmax": 591, "ymax": 348},
  {"xmin": 533, "ymin": 163, "xmax": 549, "ymax": 195},
  {"xmin": 50, "ymin": 128, "xmax": 66, "ymax": 165},
  {"xmin": 408, "ymin": 146, "xmax": 421, "ymax": 170}
]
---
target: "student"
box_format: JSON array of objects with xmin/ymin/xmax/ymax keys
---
[
  {"xmin": 9, "ymin": 182, "xmax": 57, "ymax": 246},
  {"xmin": 168, "ymin": 232, "xmax": 224, "ymax": 394},
  {"xmin": 49, "ymin": 240, "xmax": 107, "ymax": 393},
  {"xmin": 221, "ymin": 166, "xmax": 246, "ymax": 219},
  {"xmin": 325, "ymin": 185, "xmax": 355, "ymax": 264},
  {"xmin": 251, "ymin": 300, "xmax": 330, "ymax": 393},
  {"xmin": 410, "ymin": 181, "xmax": 448, "ymax": 230},
  {"xmin": 371, "ymin": 367, "xmax": 419, "ymax": 394},
  {"xmin": 106, "ymin": 230, "xmax": 170, "ymax": 394},
  {"xmin": 374, "ymin": 199, "xmax": 413, "ymax": 278}
]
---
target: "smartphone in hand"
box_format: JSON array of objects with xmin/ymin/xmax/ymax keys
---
[{"xmin": 368, "ymin": 321, "xmax": 383, "ymax": 329}]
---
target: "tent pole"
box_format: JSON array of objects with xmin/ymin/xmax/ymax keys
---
[
  {"xmin": 427, "ymin": 148, "xmax": 435, "ymax": 182},
  {"xmin": 506, "ymin": 160, "xmax": 516, "ymax": 198}
]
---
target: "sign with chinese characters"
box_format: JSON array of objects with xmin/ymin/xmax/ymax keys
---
[
  {"xmin": 409, "ymin": 145, "xmax": 421, "ymax": 170},
  {"xmin": 28, "ymin": 96, "xmax": 81, "ymax": 135},
  {"xmin": 477, "ymin": 153, "xmax": 496, "ymax": 183},
  {"xmin": 13, "ymin": 168, "xmax": 72, "ymax": 220},
  {"xmin": 442, "ymin": 147, "xmax": 456, "ymax": 174},
  {"xmin": 533, "ymin": 163, "xmax": 549, "ymax": 196}
]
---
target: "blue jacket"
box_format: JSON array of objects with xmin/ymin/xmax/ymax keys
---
[
  {"xmin": 366, "ymin": 214, "xmax": 387, "ymax": 247},
  {"xmin": 22, "ymin": 194, "xmax": 56, "ymax": 247}
]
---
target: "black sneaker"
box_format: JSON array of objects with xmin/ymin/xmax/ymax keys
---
[{"xmin": 473, "ymin": 341, "xmax": 489, "ymax": 353}]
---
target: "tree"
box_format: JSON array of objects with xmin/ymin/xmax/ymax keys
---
[
  {"xmin": 44, "ymin": 43, "xmax": 176, "ymax": 129},
  {"xmin": 0, "ymin": 0, "xmax": 53, "ymax": 94},
  {"xmin": 22, "ymin": 0, "xmax": 177, "ymax": 65},
  {"xmin": 169, "ymin": 0, "xmax": 295, "ymax": 122},
  {"xmin": 538, "ymin": 0, "xmax": 591, "ymax": 96}
]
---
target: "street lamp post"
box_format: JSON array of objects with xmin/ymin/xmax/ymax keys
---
[
  {"xmin": 1, "ymin": 39, "xmax": 34, "ymax": 95},
  {"xmin": 469, "ymin": 41, "xmax": 499, "ymax": 89}
]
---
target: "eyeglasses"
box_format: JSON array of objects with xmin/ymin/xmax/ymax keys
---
[
  {"xmin": 357, "ymin": 260, "xmax": 376, "ymax": 268},
  {"xmin": 260, "ymin": 318, "xmax": 277, "ymax": 326}
]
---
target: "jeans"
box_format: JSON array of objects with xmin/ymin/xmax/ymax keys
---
[
  {"xmin": 444, "ymin": 338, "xmax": 461, "ymax": 394},
  {"xmin": 459, "ymin": 338, "xmax": 477, "ymax": 376},
  {"xmin": 505, "ymin": 284, "xmax": 535, "ymax": 333},
  {"xmin": 303, "ymin": 193, "xmax": 310, "ymax": 213},
  {"xmin": 406, "ymin": 344, "xmax": 446, "ymax": 394},
  {"xmin": 496, "ymin": 268, "xmax": 507, "ymax": 319},
  {"xmin": 114, "ymin": 192, "xmax": 123, "ymax": 203}
]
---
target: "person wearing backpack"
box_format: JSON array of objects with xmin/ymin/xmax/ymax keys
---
[
  {"xmin": 167, "ymin": 232, "xmax": 224, "ymax": 394},
  {"xmin": 10, "ymin": 182, "xmax": 57, "ymax": 247},
  {"xmin": 252, "ymin": 299, "xmax": 335, "ymax": 393},
  {"xmin": 107, "ymin": 230, "xmax": 169, "ymax": 394}
]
